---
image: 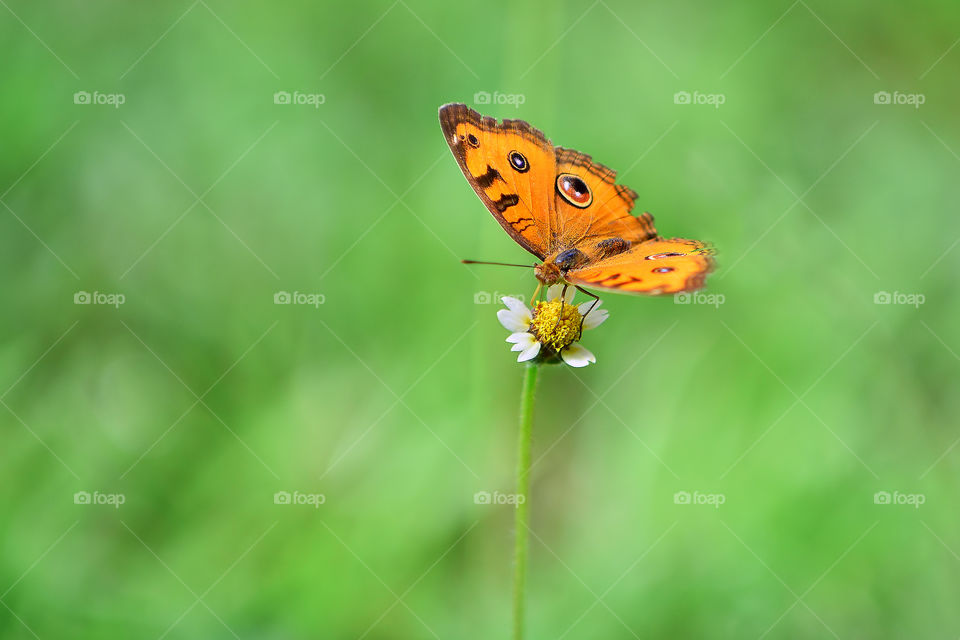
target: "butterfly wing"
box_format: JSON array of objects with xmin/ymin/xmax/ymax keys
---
[
  {"xmin": 439, "ymin": 103, "xmax": 557, "ymax": 259},
  {"xmin": 566, "ymin": 238, "xmax": 715, "ymax": 295},
  {"xmin": 550, "ymin": 147, "xmax": 712, "ymax": 294},
  {"xmin": 551, "ymin": 147, "xmax": 657, "ymax": 247}
]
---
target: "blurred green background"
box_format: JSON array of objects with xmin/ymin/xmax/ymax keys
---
[{"xmin": 1, "ymin": 1, "xmax": 958, "ymax": 637}]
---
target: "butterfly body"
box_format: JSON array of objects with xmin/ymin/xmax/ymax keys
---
[{"xmin": 439, "ymin": 103, "xmax": 714, "ymax": 296}]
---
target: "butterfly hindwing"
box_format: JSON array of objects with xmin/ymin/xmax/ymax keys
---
[{"xmin": 566, "ymin": 238, "xmax": 714, "ymax": 295}]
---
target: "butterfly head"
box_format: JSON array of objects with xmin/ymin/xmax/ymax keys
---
[{"xmin": 534, "ymin": 262, "xmax": 564, "ymax": 286}]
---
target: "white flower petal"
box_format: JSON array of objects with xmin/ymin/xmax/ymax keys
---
[
  {"xmin": 582, "ymin": 308, "xmax": 609, "ymax": 330},
  {"xmin": 546, "ymin": 284, "xmax": 575, "ymax": 303},
  {"xmin": 501, "ymin": 296, "xmax": 528, "ymax": 315},
  {"xmin": 561, "ymin": 343, "xmax": 596, "ymax": 367},
  {"xmin": 507, "ymin": 333, "xmax": 536, "ymax": 352},
  {"xmin": 577, "ymin": 299, "xmax": 602, "ymax": 315},
  {"xmin": 497, "ymin": 308, "xmax": 531, "ymax": 332},
  {"xmin": 517, "ymin": 341, "xmax": 541, "ymax": 362},
  {"xmin": 507, "ymin": 333, "xmax": 536, "ymax": 351}
]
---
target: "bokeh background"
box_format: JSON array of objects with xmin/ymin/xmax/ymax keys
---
[{"xmin": 1, "ymin": 1, "xmax": 958, "ymax": 637}]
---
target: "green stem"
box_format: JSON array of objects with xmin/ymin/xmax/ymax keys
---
[{"xmin": 513, "ymin": 363, "xmax": 538, "ymax": 640}]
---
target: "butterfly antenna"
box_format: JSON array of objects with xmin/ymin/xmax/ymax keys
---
[{"xmin": 461, "ymin": 260, "xmax": 536, "ymax": 268}]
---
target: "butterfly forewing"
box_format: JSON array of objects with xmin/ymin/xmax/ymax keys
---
[
  {"xmin": 439, "ymin": 103, "xmax": 556, "ymax": 259},
  {"xmin": 552, "ymin": 147, "xmax": 657, "ymax": 247}
]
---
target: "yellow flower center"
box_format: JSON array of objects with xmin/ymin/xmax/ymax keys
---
[{"xmin": 530, "ymin": 298, "xmax": 582, "ymax": 352}]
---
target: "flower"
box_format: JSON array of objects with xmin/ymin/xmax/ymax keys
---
[{"xmin": 497, "ymin": 285, "xmax": 609, "ymax": 367}]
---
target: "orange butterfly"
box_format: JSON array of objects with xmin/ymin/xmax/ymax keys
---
[{"xmin": 439, "ymin": 103, "xmax": 714, "ymax": 304}]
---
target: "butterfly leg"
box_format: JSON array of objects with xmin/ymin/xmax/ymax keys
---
[
  {"xmin": 553, "ymin": 284, "xmax": 569, "ymax": 331},
  {"xmin": 574, "ymin": 286, "xmax": 601, "ymax": 340},
  {"xmin": 531, "ymin": 283, "xmax": 542, "ymax": 308}
]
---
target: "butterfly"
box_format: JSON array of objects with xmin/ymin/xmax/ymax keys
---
[{"xmin": 439, "ymin": 103, "xmax": 714, "ymax": 305}]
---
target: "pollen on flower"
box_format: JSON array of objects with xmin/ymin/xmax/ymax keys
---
[{"xmin": 530, "ymin": 298, "xmax": 582, "ymax": 352}]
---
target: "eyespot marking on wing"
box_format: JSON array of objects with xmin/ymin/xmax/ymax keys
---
[
  {"xmin": 556, "ymin": 173, "xmax": 592, "ymax": 208},
  {"xmin": 508, "ymin": 150, "xmax": 529, "ymax": 173}
]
